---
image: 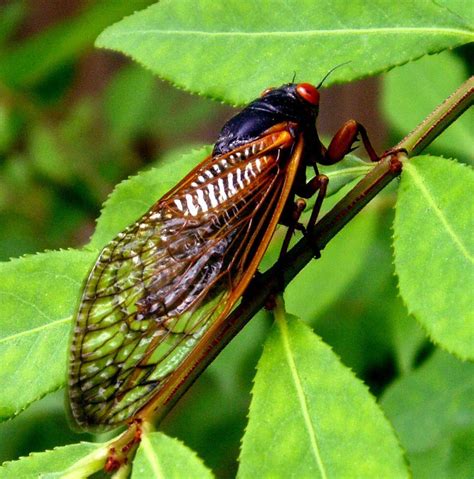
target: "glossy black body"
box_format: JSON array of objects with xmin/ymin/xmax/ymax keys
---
[{"xmin": 213, "ymin": 83, "xmax": 320, "ymax": 156}]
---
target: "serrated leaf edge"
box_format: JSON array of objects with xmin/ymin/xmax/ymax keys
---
[
  {"xmin": 0, "ymin": 441, "xmax": 100, "ymax": 468},
  {"xmin": 391, "ymin": 155, "xmax": 474, "ymax": 361}
]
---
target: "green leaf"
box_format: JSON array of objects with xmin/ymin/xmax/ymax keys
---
[
  {"xmin": 394, "ymin": 156, "xmax": 474, "ymax": 360},
  {"xmin": 0, "ymin": 249, "xmax": 96, "ymax": 421},
  {"xmin": 285, "ymin": 196, "xmax": 380, "ymax": 324},
  {"xmin": 383, "ymin": 50, "xmax": 474, "ymax": 164},
  {"xmin": 131, "ymin": 431, "xmax": 214, "ymax": 479},
  {"xmin": 320, "ymin": 155, "xmax": 374, "ymax": 196},
  {"xmin": 96, "ymin": 0, "xmax": 473, "ymax": 105},
  {"xmin": 103, "ymin": 64, "xmax": 158, "ymax": 143},
  {"xmin": 390, "ymin": 309, "xmax": 426, "ymax": 376},
  {"xmin": 160, "ymin": 310, "xmax": 271, "ymax": 473},
  {"xmin": 238, "ymin": 311, "xmax": 408, "ymax": 478},
  {"xmin": 0, "ymin": 0, "xmax": 156, "ymax": 88},
  {"xmin": 0, "ymin": 442, "xmax": 101, "ymax": 478},
  {"xmin": 29, "ymin": 125, "xmax": 72, "ymax": 184},
  {"xmin": 437, "ymin": 0, "xmax": 474, "ymax": 27},
  {"xmin": 104, "ymin": 64, "xmax": 222, "ymax": 144},
  {"xmin": 89, "ymin": 146, "xmax": 211, "ymax": 249},
  {"xmin": 381, "ymin": 350, "xmax": 474, "ymax": 479},
  {"xmin": 300, "ymin": 204, "xmax": 423, "ymax": 378},
  {"xmin": 0, "ymin": 390, "xmax": 91, "ymax": 465}
]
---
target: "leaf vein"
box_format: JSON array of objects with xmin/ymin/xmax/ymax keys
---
[
  {"xmin": 405, "ymin": 162, "xmax": 473, "ymax": 263},
  {"xmin": 103, "ymin": 26, "xmax": 472, "ymax": 38},
  {"xmin": 276, "ymin": 311, "xmax": 328, "ymax": 479},
  {"xmin": 142, "ymin": 434, "xmax": 165, "ymax": 478},
  {"xmin": 0, "ymin": 308, "xmax": 70, "ymax": 345}
]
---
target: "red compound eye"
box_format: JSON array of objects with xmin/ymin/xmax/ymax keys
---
[{"xmin": 296, "ymin": 83, "xmax": 319, "ymax": 105}]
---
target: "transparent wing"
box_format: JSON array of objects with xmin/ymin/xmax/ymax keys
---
[{"xmin": 68, "ymin": 137, "xmax": 297, "ymax": 430}]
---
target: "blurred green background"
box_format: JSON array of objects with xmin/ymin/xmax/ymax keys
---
[{"xmin": 0, "ymin": 1, "xmax": 472, "ymax": 477}]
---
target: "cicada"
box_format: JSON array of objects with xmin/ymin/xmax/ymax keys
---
[{"xmin": 68, "ymin": 82, "xmax": 378, "ymax": 431}]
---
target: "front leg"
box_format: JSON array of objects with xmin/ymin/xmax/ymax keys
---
[
  {"xmin": 320, "ymin": 119, "xmax": 379, "ymax": 164},
  {"xmin": 300, "ymin": 119, "xmax": 379, "ymax": 228},
  {"xmin": 289, "ymin": 120, "xmax": 378, "ymax": 255}
]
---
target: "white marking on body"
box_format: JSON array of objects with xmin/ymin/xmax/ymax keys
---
[
  {"xmin": 256, "ymin": 158, "xmax": 262, "ymax": 172},
  {"xmin": 196, "ymin": 188, "xmax": 208, "ymax": 212},
  {"xmin": 207, "ymin": 184, "xmax": 218, "ymax": 207},
  {"xmin": 191, "ymin": 181, "xmax": 198, "ymax": 187},
  {"xmin": 236, "ymin": 167, "xmax": 244, "ymax": 189},
  {"xmin": 149, "ymin": 212, "xmax": 161, "ymax": 221},
  {"xmin": 185, "ymin": 193, "xmax": 199, "ymax": 216},
  {"xmin": 198, "ymin": 175, "xmax": 206, "ymax": 182},
  {"xmin": 220, "ymin": 158, "xmax": 228, "ymax": 168},
  {"xmin": 205, "ymin": 170, "xmax": 213, "ymax": 179},
  {"xmin": 252, "ymin": 143, "xmax": 257, "ymax": 153},
  {"xmin": 213, "ymin": 164, "xmax": 220, "ymax": 173},
  {"xmin": 244, "ymin": 163, "xmax": 255, "ymax": 181},
  {"xmin": 227, "ymin": 172, "xmax": 237, "ymax": 195},
  {"xmin": 218, "ymin": 178, "xmax": 227, "ymax": 202},
  {"xmin": 174, "ymin": 198, "xmax": 184, "ymax": 211},
  {"xmin": 244, "ymin": 147, "xmax": 251, "ymax": 157},
  {"xmin": 236, "ymin": 152, "xmax": 242, "ymax": 159}
]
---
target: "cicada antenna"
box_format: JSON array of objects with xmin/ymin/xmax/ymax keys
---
[{"xmin": 316, "ymin": 61, "xmax": 352, "ymax": 89}]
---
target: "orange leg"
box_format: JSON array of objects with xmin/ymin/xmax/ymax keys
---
[
  {"xmin": 320, "ymin": 119, "xmax": 379, "ymax": 165},
  {"xmin": 281, "ymin": 120, "xmax": 378, "ymax": 260}
]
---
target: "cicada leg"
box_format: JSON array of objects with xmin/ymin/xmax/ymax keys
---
[
  {"xmin": 296, "ymin": 119, "xmax": 379, "ymax": 255},
  {"xmin": 321, "ymin": 119, "xmax": 379, "ymax": 165},
  {"xmin": 279, "ymin": 119, "xmax": 379, "ymax": 262},
  {"xmin": 279, "ymin": 198, "xmax": 307, "ymax": 261},
  {"xmin": 293, "ymin": 174, "xmax": 329, "ymax": 258}
]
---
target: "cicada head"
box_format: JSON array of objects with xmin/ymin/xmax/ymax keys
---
[{"xmin": 213, "ymin": 82, "xmax": 321, "ymax": 156}]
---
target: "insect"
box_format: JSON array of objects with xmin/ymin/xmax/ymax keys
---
[{"xmin": 67, "ymin": 81, "xmax": 379, "ymax": 432}]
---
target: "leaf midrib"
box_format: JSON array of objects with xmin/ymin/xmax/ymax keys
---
[
  {"xmin": 276, "ymin": 313, "xmax": 328, "ymax": 479},
  {"xmin": 141, "ymin": 434, "xmax": 165, "ymax": 478},
  {"xmin": 326, "ymin": 165, "xmax": 373, "ymax": 180},
  {"xmin": 0, "ymin": 310, "xmax": 70, "ymax": 344},
  {"xmin": 405, "ymin": 162, "xmax": 473, "ymax": 263},
  {"xmin": 101, "ymin": 26, "xmax": 472, "ymax": 38}
]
